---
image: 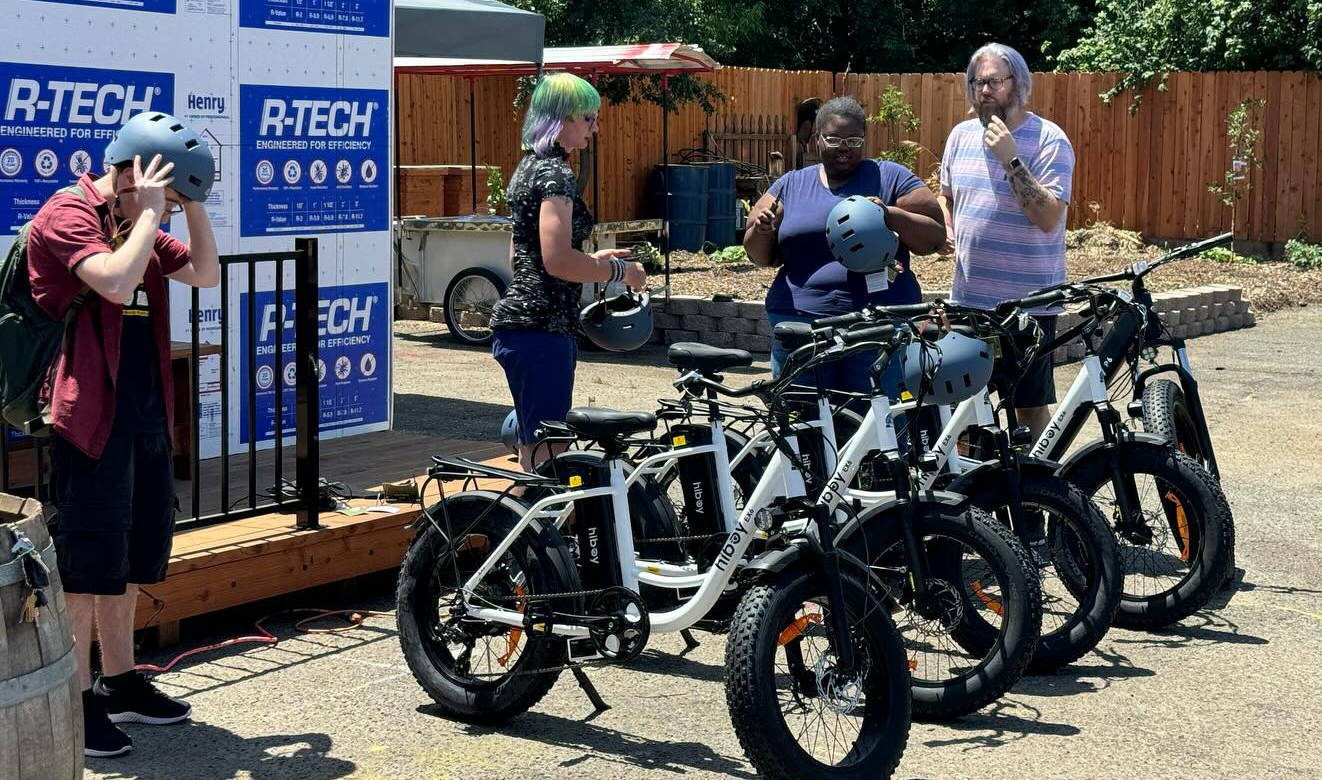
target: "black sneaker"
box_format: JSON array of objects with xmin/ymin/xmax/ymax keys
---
[
  {"xmin": 83, "ymin": 689, "xmax": 133, "ymax": 758},
  {"xmin": 94, "ymin": 670, "xmax": 192, "ymax": 725}
]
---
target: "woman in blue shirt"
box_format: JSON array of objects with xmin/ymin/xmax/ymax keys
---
[{"xmin": 744, "ymin": 96, "xmax": 946, "ymax": 392}]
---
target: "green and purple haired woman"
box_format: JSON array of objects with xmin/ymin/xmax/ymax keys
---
[{"xmin": 489, "ymin": 73, "xmax": 648, "ymax": 470}]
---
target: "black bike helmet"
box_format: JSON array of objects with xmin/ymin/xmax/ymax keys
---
[
  {"xmin": 579, "ymin": 290, "xmax": 653, "ymax": 352},
  {"xmin": 896, "ymin": 331, "xmax": 994, "ymax": 406},
  {"xmin": 104, "ymin": 112, "xmax": 216, "ymax": 202},
  {"xmin": 825, "ymin": 195, "xmax": 899, "ymax": 274}
]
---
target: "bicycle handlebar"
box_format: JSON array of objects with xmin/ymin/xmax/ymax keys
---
[
  {"xmin": 996, "ymin": 288, "xmax": 1069, "ymax": 314},
  {"xmin": 1023, "ymin": 232, "xmax": 1235, "ymax": 298},
  {"xmin": 811, "ymin": 302, "xmax": 935, "ymax": 330}
]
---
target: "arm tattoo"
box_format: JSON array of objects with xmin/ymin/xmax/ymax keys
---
[{"xmin": 1008, "ymin": 166, "xmax": 1055, "ymax": 215}]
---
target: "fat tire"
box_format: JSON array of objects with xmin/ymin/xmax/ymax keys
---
[
  {"xmin": 1141, "ymin": 379, "xmax": 1236, "ymax": 586},
  {"xmin": 963, "ymin": 474, "xmax": 1122, "ymax": 672},
  {"xmin": 842, "ymin": 505, "xmax": 1041, "ymax": 722},
  {"xmin": 725, "ymin": 570, "xmax": 910, "ymax": 780},
  {"xmin": 1066, "ymin": 444, "xmax": 1234, "ymax": 629},
  {"xmin": 396, "ymin": 496, "xmax": 575, "ymax": 723}
]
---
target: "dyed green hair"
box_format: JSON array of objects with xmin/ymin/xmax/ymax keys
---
[{"xmin": 521, "ymin": 72, "xmax": 601, "ymax": 157}]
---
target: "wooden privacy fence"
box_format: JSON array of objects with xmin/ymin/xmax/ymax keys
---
[{"xmin": 396, "ymin": 68, "xmax": 1322, "ymax": 244}]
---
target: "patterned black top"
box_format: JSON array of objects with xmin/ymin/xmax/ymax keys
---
[{"xmin": 490, "ymin": 147, "xmax": 594, "ymax": 335}]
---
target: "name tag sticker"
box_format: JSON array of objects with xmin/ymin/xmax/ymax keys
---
[{"xmin": 865, "ymin": 272, "xmax": 889, "ymax": 293}]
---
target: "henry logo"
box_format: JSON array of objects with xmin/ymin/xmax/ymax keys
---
[
  {"xmin": 186, "ymin": 93, "xmax": 226, "ymax": 115},
  {"xmin": 258, "ymin": 98, "xmax": 377, "ymax": 138},
  {"xmin": 3, "ymin": 64, "xmax": 171, "ymax": 127}
]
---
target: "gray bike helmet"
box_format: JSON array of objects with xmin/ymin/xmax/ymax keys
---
[
  {"xmin": 825, "ymin": 196, "xmax": 899, "ymax": 273},
  {"xmin": 500, "ymin": 409, "xmax": 519, "ymax": 454},
  {"xmin": 104, "ymin": 112, "xmax": 216, "ymax": 202},
  {"xmin": 579, "ymin": 290, "xmax": 653, "ymax": 352},
  {"xmin": 896, "ymin": 331, "xmax": 994, "ymax": 406}
]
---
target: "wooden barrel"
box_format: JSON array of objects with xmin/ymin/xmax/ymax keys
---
[{"xmin": 0, "ymin": 493, "xmax": 82, "ymax": 780}]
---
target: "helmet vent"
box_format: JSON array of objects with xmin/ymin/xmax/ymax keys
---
[
  {"xmin": 835, "ymin": 213, "xmax": 851, "ymax": 225},
  {"xmin": 849, "ymin": 242, "xmax": 865, "ymax": 253},
  {"xmin": 840, "ymin": 228, "xmax": 855, "ymax": 240},
  {"xmin": 184, "ymin": 138, "xmax": 199, "ymax": 149},
  {"xmin": 189, "ymin": 175, "xmax": 202, "ymax": 186},
  {"xmin": 170, "ymin": 123, "xmax": 184, "ymax": 132}
]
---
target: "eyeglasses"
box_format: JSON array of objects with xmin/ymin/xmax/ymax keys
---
[
  {"xmin": 969, "ymin": 76, "xmax": 1014, "ymax": 91},
  {"xmin": 164, "ymin": 203, "xmax": 185, "ymax": 216},
  {"xmin": 820, "ymin": 135, "xmax": 865, "ymax": 149}
]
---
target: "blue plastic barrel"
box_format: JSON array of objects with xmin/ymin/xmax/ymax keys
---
[
  {"xmin": 702, "ymin": 162, "xmax": 737, "ymax": 248},
  {"xmin": 649, "ymin": 164, "xmax": 708, "ymax": 252}
]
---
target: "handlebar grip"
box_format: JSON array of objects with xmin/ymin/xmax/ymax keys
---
[
  {"xmin": 998, "ymin": 289, "xmax": 1067, "ymax": 313},
  {"xmin": 812, "ymin": 311, "xmax": 865, "ymax": 329},
  {"xmin": 839, "ymin": 322, "xmax": 897, "ymax": 346},
  {"xmin": 1163, "ymin": 231, "xmax": 1234, "ymax": 262}
]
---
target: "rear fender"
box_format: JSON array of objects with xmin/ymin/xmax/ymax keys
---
[{"xmin": 411, "ymin": 489, "xmax": 581, "ymax": 594}]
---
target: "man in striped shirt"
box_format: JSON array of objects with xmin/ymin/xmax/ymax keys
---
[{"xmin": 938, "ymin": 42, "xmax": 1075, "ymax": 436}]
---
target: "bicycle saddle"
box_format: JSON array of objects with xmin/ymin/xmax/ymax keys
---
[
  {"xmin": 667, "ymin": 342, "xmax": 753, "ymax": 373},
  {"xmin": 564, "ymin": 408, "xmax": 657, "ymax": 440}
]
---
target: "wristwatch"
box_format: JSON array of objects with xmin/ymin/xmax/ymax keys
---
[{"xmin": 1006, "ymin": 156, "xmax": 1024, "ymax": 172}]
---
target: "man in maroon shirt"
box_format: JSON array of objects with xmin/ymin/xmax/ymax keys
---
[{"xmin": 26, "ymin": 112, "xmax": 218, "ymax": 758}]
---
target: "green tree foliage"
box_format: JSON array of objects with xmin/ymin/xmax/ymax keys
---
[
  {"xmin": 870, "ymin": 85, "xmax": 921, "ymax": 170},
  {"xmin": 729, "ymin": 0, "xmax": 1091, "ymax": 73},
  {"xmin": 1057, "ymin": 0, "xmax": 1322, "ymax": 107},
  {"xmin": 507, "ymin": 0, "xmax": 1092, "ymax": 104}
]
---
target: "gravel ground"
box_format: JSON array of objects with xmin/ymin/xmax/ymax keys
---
[
  {"xmin": 660, "ymin": 225, "xmax": 1322, "ymax": 314},
  {"xmin": 87, "ymin": 310, "xmax": 1322, "ymax": 780}
]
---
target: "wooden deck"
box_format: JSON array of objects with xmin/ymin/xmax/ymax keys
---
[{"xmin": 137, "ymin": 431, "xmax": 512, "ymax": 637}]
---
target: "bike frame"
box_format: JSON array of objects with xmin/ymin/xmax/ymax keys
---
[{"xmin": 459, "ymin": 390, "xmax": 906, "ymax": 638}]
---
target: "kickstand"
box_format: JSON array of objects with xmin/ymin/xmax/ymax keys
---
[
  {"xmin": 572, "ymin": 667, "xmax": 609, "ymax": 716},
  {"xmin": 679, "ymin": 629, "xmax": 701, "ymax": 656}
]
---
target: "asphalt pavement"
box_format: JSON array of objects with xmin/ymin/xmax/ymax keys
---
[{"xmin": 88, "ymin": 308, "xmax": 1322, "ymax": 780}]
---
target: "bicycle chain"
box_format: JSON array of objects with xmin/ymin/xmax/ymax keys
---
[{"xmin": 446, "ymin": 585, "xmax": 653, "ymax": 679}]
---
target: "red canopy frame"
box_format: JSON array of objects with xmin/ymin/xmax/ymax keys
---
[{"xmin": 393, "ymin": 43, "xmax": 722, "ymax": 289}]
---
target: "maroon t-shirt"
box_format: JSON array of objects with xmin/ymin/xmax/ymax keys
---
[{"xmin": 26, "ymin": 174, "xmax": 189, "ymax": 459}]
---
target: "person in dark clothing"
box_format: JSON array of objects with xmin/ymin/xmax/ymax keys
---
[
  {"xmin": 27, "ymin": 111, "xmax": 219, "ymax": 758},
  {"xmin": 489, "ymin": 73, "xmax": 646, "ymax": 471},
  {"xmin": 743, "ymin": 96, "xmax": 946, "ymax": 393}
]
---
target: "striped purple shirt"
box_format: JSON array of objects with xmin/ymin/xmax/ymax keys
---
[{"xmin": 940, "ymin": 113, "xmax": 1074, "ymax": 312}]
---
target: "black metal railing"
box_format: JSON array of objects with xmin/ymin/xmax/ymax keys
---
[{"xmin": 1, "ymin": 237, "xmax": 322, "ymax": 532}]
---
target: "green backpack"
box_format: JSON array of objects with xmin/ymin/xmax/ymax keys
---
[{"xmin": 0, "ymin": 184, "xmax": 91, "ymax": 435}]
